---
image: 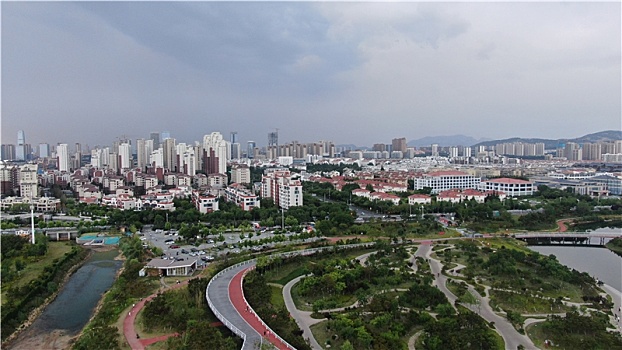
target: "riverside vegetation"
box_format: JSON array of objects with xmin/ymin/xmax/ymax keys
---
[{"xmin": 1, "ymin": 234, "xmax": 88, "ymax": 343}]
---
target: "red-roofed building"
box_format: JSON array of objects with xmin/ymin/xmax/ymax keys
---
[
  {"xmin": 191, "ymin": 190, "xmax": 219, "ymax": 214},
  {"xmin": 370, "ymin": 192, "xmax": 401, "ymax": 205},
  {"xmin": 408, "ymin": 194, "xmax": 432, "ymax": 205}
]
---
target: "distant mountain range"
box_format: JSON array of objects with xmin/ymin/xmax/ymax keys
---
[
  {"xmin": 407, "ymin": 135, "xmax": 491, "ymax": 148},
  {"xmin": 471, "ymin": 130, "xmax": 622, "ymax": 149},
  {"xmin": 337, "ymin": 130, "xmax": 621, "ymax": 150}
]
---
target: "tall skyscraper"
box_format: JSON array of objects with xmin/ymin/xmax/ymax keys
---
[
  {"xmin": 39, "ymin": 143, "xmax": 50, "ymax": 158},
  {"xmin": 119, "ymin": 143, "xmax": 132, "ymax": 169},
  {"xmin": 202, "ymin": 132, "xmax": 228, "ymax": 174},
  {"xmin": 150, "ymin": 132, "xmax": 160, "ymax": 149},
  {"xmin": 1, "ymin": 144, "xmax": 16, "ymax": 161},
  {"xmin": 136, "ymin": 139, "xmax": 147, "ymax": 169},
  {"xmin": 247, "ymin": 141, "xmax": 256, "ymax": 159},
  {"xmin": 161, "ymin": 131, "xmax": 171, "ymax": 140},
  {"xmin": 16, "ymin": 130, "xmax": 26, "ymax": 161},
  {"xmin": 162, "ymin": 138, "xmax": 177, "ymax": 171},
  {"xmin": 57, "ymin": 144, "xmax": 70, "ymax": 172},
  {"xmin": 392, "ymin": 137, "xmax": 407, "ymax": 153},
  {"xmin": 268, "ymin": 130, "xmax": 278, "ymax": 157},
  {"xmin": 230, "ymin": 132, "xmax": 240, "ymax": 159}
]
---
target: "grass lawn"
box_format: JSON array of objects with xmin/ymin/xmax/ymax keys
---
[
  {"xmin": 525, "ymin": 321, "xmax": 548, "ymax": 349},
  {"xmin": 267, "ymin": 265, "xmax": 308, "ymax": 286},
  {"xmin": 489, "ymin": 290, "xmax": 572, "ymax": 314},
  {"xmin": 310, "ymin": 320, "xmax": 339, "ymax": 349},
  {"xmin": 1, "ymin": 241, "xmax": 75, "ymax": 305},
  {"xmin": 270, "ymin": 285, "xmax": 285, "ymax": 310}
]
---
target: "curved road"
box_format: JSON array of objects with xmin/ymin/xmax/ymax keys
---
[
  {"xmin": 206, "ymin": 262, "xmax": 273, "ymax": 350},
  {"xmin": 283, "ymin": 275, "xmax": 324, "ymax": 350}
]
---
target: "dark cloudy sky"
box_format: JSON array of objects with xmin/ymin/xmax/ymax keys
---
[{"xmin": 2, "ymin": 2, "xmax": 620, "ymax": 148}]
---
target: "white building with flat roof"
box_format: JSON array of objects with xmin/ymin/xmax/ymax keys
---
[
  {"xmin": 480, "ymin": 178, "xmax": 534, "ymax": 197},
  {"xmin": 414, "ymin": 170, "xmax": 481, "ymax": 194}
]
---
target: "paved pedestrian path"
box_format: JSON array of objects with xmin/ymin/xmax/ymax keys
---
[
  {"xmin": 123, "ymin": 279, "xmax": 190, "ymax": 350},
  {"xmin": 415, "ymin": 243, "xmax": 535, "ymax": 350}
]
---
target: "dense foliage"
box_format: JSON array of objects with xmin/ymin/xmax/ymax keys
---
[
  {"xmin": 539, "ymin": 311, "xmax": 622, "ymax": 349},
  {"xmin": 244, "ymin": 271, "xmax": 311, "ymax": 350}
]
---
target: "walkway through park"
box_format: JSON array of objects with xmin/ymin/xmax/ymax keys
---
[{"xmin": 123, "ymin": 278, "xmax": 190, "ymax": 350}]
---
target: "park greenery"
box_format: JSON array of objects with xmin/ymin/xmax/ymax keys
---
[
  {"xmin": 3, "ymin": 173, "xmax": 622, "ymax": 349},
  {"xmin": 1, "ymin": 235, "xmax": 88, "ymax": 342},
  {"xmin": 141, "ymin": 277, "xmax": 240, "ymax": 350},
  {"xmin": 247, "ymin": 242, "xmax": 504, "ymax": 349}
]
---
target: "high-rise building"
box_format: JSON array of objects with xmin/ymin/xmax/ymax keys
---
[
  {"xmin": 150, "ymin": 148, "xmax": 164, "ymax": 168},
  {"xmin": 431, "ymin": 144, "xmax": 439, "ymax": 157},
  {"xmin": 1, "ymin": 144, "xmax": 16, "ymax": 161},
  {"xmin": 268, "ymin": 131, "xmax": 278, "ymax": 156},
  {"xmin": 202, "ymin": 132, "xmax": 228, "ymax": 175},
  {"xmin": 463, "ymin": 147, "xmax": 472, "ymax": 158},
  {"xmin": 261, "ymin": 169, "xmax": 303, "ymax": 209},
  {"xmin": 392, "ymin": 137, "xmax": 407, "ymax": 153},
  {"xmin": 179, "ymin": 145, "xmax": 196, "ymax": 176},
  {"xmin": 91, "ymin": 148, "xmax": 102, "ymax": 168},
  {"xmin": 565, "ymin": 142, "xmax": 582, "ymax": 161},
  {"xmin": 108, "ymin": 152, "xmax": 119, "ymax": 172},
  {"xmin": 372, "ymin": 144, "xmax": 386, "ymax": 152},
  {"xmin": 161, "ymin": 131, "xmax": 171, "ymax": 140},
  {"xmin": 162, "ymin": 138, "xmax": 177, "ymax": 172},
  {"xmin": 231, "ymin": 143, "xmax": 241, "ymax": 159},
  {"xmin": 136, "ymin": 138, "xmax": 147, "ymax": 169},
  {"xmin": 19, "ymin": 164, "xmax": 38, "ymax": 198},
  {"xmin": 39, "ymin": 143, "xmax": 50, "ymax": 158},
  {"xmin": 247, "ymin": 141, "xmax": 256, "ymax": 159},
  {"xmin": 150, "ymin": 132, "xmax": 160, "ymax": 149},
  {"xmin": 119, "ymin": 143, "xmax": 132, "ymax": 169},
  {"xmin": 16, "ymin": 130, "xmax": 26, "ymax": 161},
  {"xmin": 57, "ymin": 144, "xmax": 71, "ymax": 172}
]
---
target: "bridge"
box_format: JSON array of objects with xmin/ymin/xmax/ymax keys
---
[{"xmin": 513, "ymin": 232, "xmax": 622, "ymax": 246}]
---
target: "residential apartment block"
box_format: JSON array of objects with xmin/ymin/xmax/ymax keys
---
[
  {"xmin": 261, "ymin": 169, "xmax": 303, "ymax": 209},
  {"xmin": 224, "ymin": 183, "xmax": 260, "ymax": 211}
]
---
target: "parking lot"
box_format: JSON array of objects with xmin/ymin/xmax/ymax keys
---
[{"xmin": 139, "ymin": 227, "xmax": 321, "ymax": 268}]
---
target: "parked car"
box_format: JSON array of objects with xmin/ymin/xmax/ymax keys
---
[
  {"xmin": 181, "ymin": 249, "xmax": 188, "ymax": 254},
  {"xmin": 170, "ymin": 245, "xmax": 180, "ymax": 249}
]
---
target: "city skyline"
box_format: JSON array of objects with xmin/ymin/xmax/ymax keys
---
[{"xmin": 2, "ymin": 2, "xmax": 620, "ymax": 147}]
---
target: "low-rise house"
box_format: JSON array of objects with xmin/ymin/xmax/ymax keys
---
[
  {"xmin": 143, "ymin": 258, "xmax": 197, "ymax": 276},
  {"xmin": 408, "ymin": 194, "xmax": 432, "ymax": 205}
]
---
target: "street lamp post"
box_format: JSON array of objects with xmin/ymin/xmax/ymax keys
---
[{"xmin": 30, "ymin": 204, "xmax": 35, "ymax": 244}]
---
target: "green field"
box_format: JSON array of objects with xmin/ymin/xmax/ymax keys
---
[{"xmin": 1, "ymin": 241, "xmax": 75, "ymax": 305}]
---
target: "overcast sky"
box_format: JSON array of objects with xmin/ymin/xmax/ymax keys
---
[{"xmin": 2, "ymin": 2, "xmax": 620, "ymax": 148}]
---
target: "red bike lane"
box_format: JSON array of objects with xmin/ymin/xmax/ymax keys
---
[{"xmin": 229, "ymin": 266, "xmax": 290, "ymax": 350}]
